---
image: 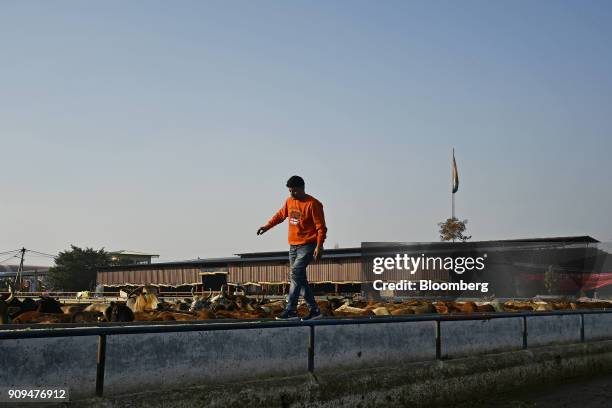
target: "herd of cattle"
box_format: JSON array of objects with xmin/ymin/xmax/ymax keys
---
[{"xmin": 1, "ymin": 284, "xmax": 612, "ymax": 325}]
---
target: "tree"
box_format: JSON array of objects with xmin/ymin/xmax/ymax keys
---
[
  {"xmin": 47, "ymin": 245, "xmax": 110, "ymax": 291},
  {"xmin": 438, "ymin": 217, "xmax": 472, "ymax": 242}
]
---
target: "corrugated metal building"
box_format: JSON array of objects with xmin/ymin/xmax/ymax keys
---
[
  {"xmin": 96, "ymin": 247, "xmax": 364, "ymax": 293},
  {"xmin": 96, "ymin": 236, "xmax": 604, "ymax": 297}
]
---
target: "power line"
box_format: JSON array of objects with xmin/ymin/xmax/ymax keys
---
[
  {"xmin": 0, "ymin": 249, "xmax": 56, "ymax": 258},
  {"xmin": 24, "ymin": 253, "xmax": 55, "ymax": 259},
  {"xmin": 27, "ymin": 250, "xmax": 56, "ymax": 258},
  {"xmin": 0, "ymin": 254, "xmax": 19, "ymax": 264}
]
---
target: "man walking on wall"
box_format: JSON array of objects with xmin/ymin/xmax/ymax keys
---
[{"xmin": 257, "ymin": 175, "xmax": 327, "ymax": 321}]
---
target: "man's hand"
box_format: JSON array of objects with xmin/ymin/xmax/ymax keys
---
[
  {"xmin": 313, "ymin": 246, "xmax": 323, "ymax": 261},
  {"xmin": 256, "ymin": 226, "xmax": 269, "ymax": 235}
]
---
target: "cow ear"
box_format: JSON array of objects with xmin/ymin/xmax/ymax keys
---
[{"xmin": 110, "ymin": 301, "xmax": 116, "ymax": 306}]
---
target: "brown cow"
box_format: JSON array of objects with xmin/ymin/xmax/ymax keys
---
[
  {"xmin": 133, "ymin": 311, "xmax": 195, "ymax": 321},
  {"xmin": 196, "ymin": 309, "xmax": 216, "ymax": 320},
  {"xmin": 84, "ymin": 303, "xmax": 112, "ymax": 318},
  {"xmin": 503, "ymin": 301, "xmax": 534, "ymax": 311},
  {"xmin": 449, "ymin": 301, "xmax": 478, "ymax": 313},
  {"xmin": 475, "ymin": 303, "xmax": 496, "ymax": 313},
  {"xmin": 70, "ymin": 311, "xmax": 105, "ymax": 323},
  {"xmin": 62, "ymin": 305, "xmax": 83, "ymax": 314},
  {"xmin": 390, "ymin": 307, "xmax": 415, "ymax": 316},
  {"xmin": 12, "ymin": 311, "xmax": 70, "ymax": 324},
  {"xmin": 127, "ymin": 292, "xmax": 161, "ymax": 313}
]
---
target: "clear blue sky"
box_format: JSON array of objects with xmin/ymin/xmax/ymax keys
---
[{"xmin": 1, "ymin": 1, "xmax": 611, "ymax": 264}]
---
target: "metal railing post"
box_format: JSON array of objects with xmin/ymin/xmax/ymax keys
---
[
  {"xmin": 308, "ymin": 325, "xmax": 315, "ymax": 373},
  {"xmin": 580, "ymin": 313, "xmax": 585, "ymax": 342},
  {"xmin": 435, "ymin": 320, "xmax": 441, "ymax": 359},
  {"xmin": 522, "ymin": 316, "xmax": 528, "ymax": 349},
  {"xmin": 96, "ymin": 334, "xmax": 107, "ymax": 397}
]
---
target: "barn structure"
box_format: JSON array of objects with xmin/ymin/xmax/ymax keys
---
[
  {"xmin": 97, "ymin": 246, "xmax": 364, "ymax": 295},
  {"xmin": 96, "ymin": 236, "xmax": 611, "ymax": 298}
]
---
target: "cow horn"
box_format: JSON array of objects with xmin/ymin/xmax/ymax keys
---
[
  {"xmin": 127, "ymin": 285, "xmax": 143, "ymax": 298},
  {"xmin": 6, "ymin": 284, "xmax": 14, "ymax": 304}
]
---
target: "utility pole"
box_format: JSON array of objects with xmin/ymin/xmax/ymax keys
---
[{"xmin": 16, "ymin": 247, "xmax": 26, "ymax": 292}]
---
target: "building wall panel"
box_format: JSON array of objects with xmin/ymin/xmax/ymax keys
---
[{"xmin": 97, "ymin": 267, "xmax": 201, "ymax": 286}]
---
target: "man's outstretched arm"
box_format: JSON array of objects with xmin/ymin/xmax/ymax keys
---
[
  {"xmin": 257, "ymin": 202, "xmax": 288, "ymax": 235},
  {"xmin": 312, "ymin": 201, "xmax": 327, "ymax": 260}
]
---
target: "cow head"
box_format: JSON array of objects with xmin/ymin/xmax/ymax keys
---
[
  {"xmin": 109, "ymin": 302, "xmax": 134, "ymax": 322},
  {"xmin": 36, "ymin": 295, "xmax": 63, "ymax": 314}
]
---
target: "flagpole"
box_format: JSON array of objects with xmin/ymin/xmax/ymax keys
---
[{"xmin": 452, "ymin": 148, "xmax": 455, "ymax": 220}]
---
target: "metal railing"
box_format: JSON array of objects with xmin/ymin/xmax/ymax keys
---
[{"xmin": 1, "ymin": 309, "xmax": 611, "ymax": 397}]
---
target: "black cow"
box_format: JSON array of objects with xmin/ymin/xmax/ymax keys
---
[
  {"xmin": 36, "ymin": 296, "xmax": 63, "ymax": 314},
  {"xmin": 109, "ymin": 302, "xmax": 134, "ymax": 322}
]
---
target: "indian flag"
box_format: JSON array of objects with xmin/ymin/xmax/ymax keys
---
[{"xmin": 452, "ymin": 150, "xmax": 459, "ymax": 194}]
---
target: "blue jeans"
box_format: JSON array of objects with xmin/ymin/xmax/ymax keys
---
[{"xmin": 286, "ymin": 242, "xmax": 319, "ymax": 312}]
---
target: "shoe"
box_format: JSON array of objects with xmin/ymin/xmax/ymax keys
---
[
  {"xmin": 302, "ymin": 309, "xmax": 323, "ymax": 321},
  {"xmin": 275, "ymin": 310, "xmax": 300, "ymax": 321}
]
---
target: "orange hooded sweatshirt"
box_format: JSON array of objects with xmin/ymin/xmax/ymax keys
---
[{"xmin": 265, "ymin": 195, "xmax": 327, "ymax": 247}]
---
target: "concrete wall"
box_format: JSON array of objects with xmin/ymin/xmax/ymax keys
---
[
  {"xmin": 3, "ymin": 312, "xmax": 612, "ymax": 399},
  {"xmin": 585, "ymin": 313, "xmax": 612, "ymax": 341},
  {"xmin": 527, "ymin": 315, "xmax": 581, "ymax": 347},
  {"xmin": 441, "ymin": 318, "xmax": 523, "ymax": 358},
  {"xmin": 314, "ymin": 321, "xmax": 436, "ymax": 370},
  {"xmin": 81, "ymin": 340, "xmax": 612, "ymax": 408},
  {"xmin": 104, "ymin": 326, "xmax": 310, "ymax": 396},
  {"xmin": 0, "ymin": 336, "xmax": 98, "ymax": 399}
]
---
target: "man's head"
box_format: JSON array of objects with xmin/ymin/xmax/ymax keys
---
[{"xmin": 286, "ymin": 175, "xmax": 306, "ymax": 199}]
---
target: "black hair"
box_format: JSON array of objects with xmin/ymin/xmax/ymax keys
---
[{"xmin": 286, "ymin": 175, "xmax": 305, "ymax": 188}]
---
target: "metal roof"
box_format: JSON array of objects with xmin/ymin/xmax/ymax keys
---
[
  {"xmin": 235, "ymin": 246, "xmax": 362, "ymax": 258},
  {"xmin": 98, "ymin": 252, "xmax": 362, "ymax": 271},
  {"xmin": 98, "ymin": 236, "xmax": 598, "ymax": 271},
  {"xmin": 486, "ymin": 235, "xmax": 599, "ymax": 243},
  {"xmin": 108, "ymin": 250, "xmax": 160, "ymax": 257}
]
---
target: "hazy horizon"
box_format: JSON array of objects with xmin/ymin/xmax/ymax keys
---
[{"xmin": 2, "ymin": 1, "xmax": 611, "ymax": 266}]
